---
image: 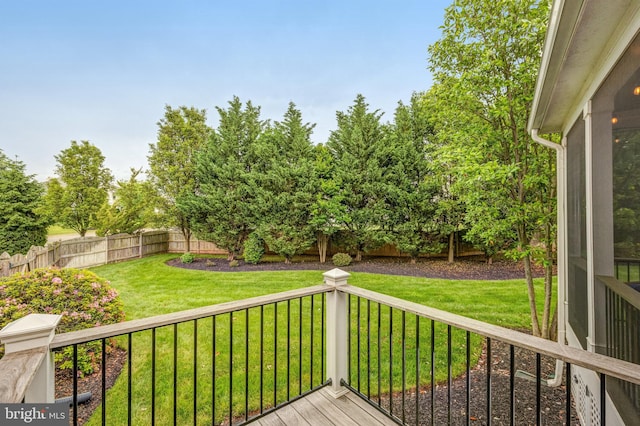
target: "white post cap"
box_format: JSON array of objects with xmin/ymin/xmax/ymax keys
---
[{"xmin": 0, "ymin": 314, "xmax": 62, "ymax": 353}]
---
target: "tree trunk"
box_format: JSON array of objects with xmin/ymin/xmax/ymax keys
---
[
  {"xmin": 524, "ymin": 253, "xmax": 542, "ymax": 337},
  {"xmin": 542, "ymin": 223, "xmax": 555, "ymax": 340},
  {"xmin": 284, "ymin": 257, "xmax": 291, "ymax": 264},
  {"xmin": 355, "ymin": 250, "xmax": 362, "ymax": 262},
  {"xmin": 317, "ymin": 233, "xmax": 328, "ymax": 263},
  {"xmin": 181, "ymin": 227, "xmax": 191, "ymax": 253},
  {"xmin": 448, "ymin": 232, "xmax": 455, "ymax": 263},
  {"xmin": 410, "ymin": 256, "xmax": 417, "ymax": 264}
]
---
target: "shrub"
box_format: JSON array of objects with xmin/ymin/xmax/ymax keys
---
[
  {"xmin": 205, "ymin": 259, "xmax": 216, "ymax": 267},
  {"xmin": 243, "ymin": 232, "xmax": 264, "ymax": 264},
  {"xmin": 332, "ymin": 253, "xmax": 352, "ymax": 267},
  {"xmin": 229, "ymin": 260, "xmax": 239, "ymax": 267},
  {"xmin": 0, "ymin": 267, "xmax": 125, "ymax": 375},
  {"xmin": 180, "ymin": 252, "xmax": 195, "ymax": 264}
]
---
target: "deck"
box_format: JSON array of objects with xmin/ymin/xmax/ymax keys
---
[{"xmin": 251, "ymin": 388, "xmax": 397, "ymax": 426}]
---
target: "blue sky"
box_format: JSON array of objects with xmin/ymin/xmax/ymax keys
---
[{"xmin": 0, "ymin": 0, "xmax": 451, "ymax": 180}]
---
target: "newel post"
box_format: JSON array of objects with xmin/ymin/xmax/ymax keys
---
[
  {"xmin": 324, "ymin": 268, "xmax": 350, "ymax": 398},
  {"xmin": 0, "ymin": 314, "xmax": 62, "ymax": 402}
]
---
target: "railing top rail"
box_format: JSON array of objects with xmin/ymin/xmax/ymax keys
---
[
  {"xmin": 51, "ymin": 284, "xmax": 331, "ymax": 349},
  {"xmin": 0, "ymin": 347, "xmax": 47, "ymax": 403},
  {"xmin": 598, "ymin": 275, "xmax": 640, "ymax": 310},
  {"xmin": 340, "ymin": 285, "xmax": 640, "ymax": 386}
]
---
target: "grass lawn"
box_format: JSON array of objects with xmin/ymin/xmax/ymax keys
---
[
  {"xmin": 84, "ymin": 254, "xmax": 554, "ymax": 425},
  {"xmin": 47, "ymin": 225, "xmax": 77, "ymax": 236}
]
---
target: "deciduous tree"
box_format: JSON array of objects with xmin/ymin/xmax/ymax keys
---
[
  {"xmin": 428, "ymin": 0, "xmax": 555, "ymax": 338},
  {"xmin": 42, "ymin": 141, "xmax": 113, "ymax": 237},
  {"xmin": 95, "ymin": 168, "xmax": 156, "ymax": 236}
]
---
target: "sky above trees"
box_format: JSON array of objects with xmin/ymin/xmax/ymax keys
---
[{"xmin": 0, "ymin": 0, "xmax": 450, "ymax": 181}]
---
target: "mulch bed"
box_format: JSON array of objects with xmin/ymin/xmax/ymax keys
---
[{"xmin": 57, "ymin": 255, "xmax": 568, "ymax": 425}]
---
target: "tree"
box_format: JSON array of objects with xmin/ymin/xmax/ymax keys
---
[
  {"xmin": 256, "ymin": 102, "xmax": 317, "ymax": 263},
  {"xmin": 42, "ymin": 141, "xmax": 113, "ymax": 237},
  {"xmin": 95, "ymin": 168, "xmax": 156, "ymax": 236},
  {"xmin": 385, "ymin": 94, "xmax": 445, "ymax": 263},
  {"xmin": 309, "ymin": 144, "xmax": 345, "ymax": 263},
  {"xmin": 148, "ymin": 105, "xmax": 212, "ymax": 252},
  {"xmin": 327, "ymin": 95, "xmax": 389, "ymax": 261},
  {"xmin": 428, "ymin": 0, "xmax": 555, "ymax": 338},
  {"xmin": 185, "ymin": 97, "xmax": 266, "ymax": 261},
  {"xmin": 0, "ymin": 151, "xmax": 51, "ymax": 254}
]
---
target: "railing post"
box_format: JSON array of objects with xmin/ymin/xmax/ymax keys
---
[
  {"xmin": 324, "ymin": 268, "xmax": 350, "ymax": 398},
  {"xmin": 0, "ymin": 314, "xmax": 62, "ymax": 402}
]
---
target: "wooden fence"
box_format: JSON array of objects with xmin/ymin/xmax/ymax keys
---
[
  {"xmin": 0, "ymin": 230, "xmax": 481, "ymax": 278},
  {"xmin": 0, "ymin": 230, "xmax": 171, "ymax": 277}
]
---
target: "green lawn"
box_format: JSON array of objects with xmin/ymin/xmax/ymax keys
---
[
  {"xmin": 84, "ymin": 254, "xmax": 553, "ymax": 425},
  {"xmin": 47, "ymin": 225, "xmax": 77, "ymax": 236}
]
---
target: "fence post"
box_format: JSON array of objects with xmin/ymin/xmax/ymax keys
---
[
  {"xmin": 0, "ymin": 252, "xmax": 9, "ymax": 277},
  {"xmin": 323, "ymin": 268, "xmax": 350, "ymax": 398},
  {"xmin": 0, "ymin": 314, "xmax": 62, "ymax": 402}
]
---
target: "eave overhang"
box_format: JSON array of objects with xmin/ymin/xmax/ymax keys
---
[{"xmin": 528, "ymin": 0, "xmax": 640, "ymax": 134}]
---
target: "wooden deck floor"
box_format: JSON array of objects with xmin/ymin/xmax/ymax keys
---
[{"xmin": 250, "ymin": 388, "xmax": 397, "ymax": 426}]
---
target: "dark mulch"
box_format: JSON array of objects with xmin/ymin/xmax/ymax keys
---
[
  {"xmin": 166, "ymin": 254, "xmax": 554, "ymax": 280},
  {"xmin": 54, "ymin": 346, "xmax": 126, "ymax": 425},
  {"xmin": 58, "ymin": 255, "xmax": 568, "ymax": 425}
]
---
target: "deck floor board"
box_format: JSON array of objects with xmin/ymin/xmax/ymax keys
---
[{"xmin": 252, "ymin": 388, "xmax": 396, "ymax": 426}]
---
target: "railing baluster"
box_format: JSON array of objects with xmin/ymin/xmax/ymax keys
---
[
  {"xmin": 260, "ymin": 306, "xmax": 264, "ymax": 414},
  {"xmin": 229, "ymin": 312, "xmax": 233, "ymax": 422},
  {"xmin": 212, "ymin": 316, "xmax": 216, "ymax": 424},
  {"xmin": 102, "ymin": 338, "xmax": 107, "ymax": 426},
  {"xmin": 299, "ymin": 297, "xmax": 303, "ymax": 395},
  {"xmin": 509, "ymin": 344, "xmax": 515, "ymax": 426},
  {"xmin": 245, "ymin": 309, "xmax": 249, "ymax": 422},
  {"xmin": 194, "ymin": 320, "xmax": 198, "ymax": 426},
  {"xmin": 151, "ymin": 329, "xmax": 156, "ymax": 426},
  {"xmin": 367, "ymin": 298, "xmax": 371, "ymax": 399},
  {"xmin": 466, "ymin": 331, "xmax": 471, "ymax": 426},
  {"xmin": 321, "ymin": 293, "xmax": 325, "ymax": 382},
  {"xmin": 402, "ymin": 310, "xmax": 406, "ymax": 424},
  {"xmin": 348, "ymin": 294, "xmax": 352, "ymax": 385},
  {"xmin": 127, "ymin": 335, "xmax": 132, "ymax": 426},
  {"xmin": 486, "ymin": 337, "xmax": 492, "ymax": 426},
  {"xmin": 600, "ymin": 372, "xmax": 606, "ymax": 425},
  {"xmin": 310, "ymin": 295, "xmax": 314, "ymax": 389},
  {"xmin": 173, "ymin": 324, "xmax": 177, "ymax": 426},
  {"xmin": 377, "ymin": 302, "xmax": 382, "ymax": 407},
  {"xmin": 416, "ymin": 315, "xmax": 420, "ymax": 426},
  {"xmin": 536, "ymin": 352, "xmax": 541, "ymax": 426},
  {"xmin": 430, "ymin": 319, "xmax": 435, "ymax": 426},
  {"xmin": 357, "ymin": 296, "xmax": 361, "ymax": 392},
  {"xmin": 73, "ymin": 343, "xmax": 79, "ymax": 426},
  {"xmin": 566, "ymin": 362, "xmax": 572, "ymax": 425},
  {"xmin": 274, "ymin": 302, "xmax": 278, "ymax": 407},
  {"xmin": 447, "ymin": 324, "xmax": 452, "ymax": 425},
  {"xmin": 287, "ymin": 299, "xmax": 291, "ymax": 401},
  {"xmin": 389, "ymin": 305, "xmax": 393, "ymax": 416}
]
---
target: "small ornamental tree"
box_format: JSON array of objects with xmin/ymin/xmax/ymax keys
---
[{"xmin": 0, "ymin": 267, "xmax": 125, "ymax": 375}]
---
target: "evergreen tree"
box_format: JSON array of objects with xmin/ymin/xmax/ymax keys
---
[
  {"xmin": 327, "ymin": 95, "xmax": 388, "ymax": 261},
  {"xmin": 0, "ymin": 151, "xmax": 50, "ymax": 254},
  {"xmin": 257, "ymin": 102, "xmax": 316, "ymax": 263},
  {"xmin": 185, "ymin": 97, "xmax": 266, "ymax": 261},
  {"xmin": 148, "ymin": 105, "xmax": 211, "ymax": 252}
]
